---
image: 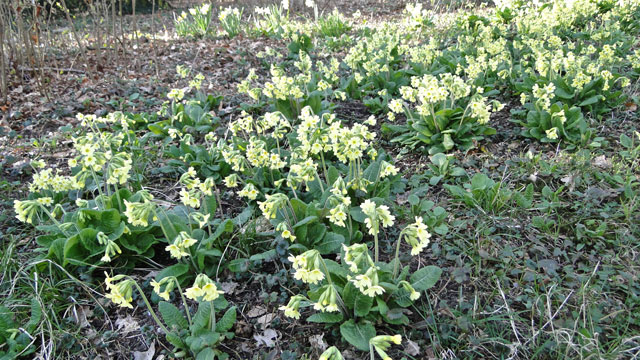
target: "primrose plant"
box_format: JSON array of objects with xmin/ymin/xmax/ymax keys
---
[
  {"xmin": 386, "ymin": 73, "xmax": 501, "ymax": 153},
  {"xmin": 104, "ymin": 272, "xmax": 236, "ymax": 359},
  {"xmin": 277, "ymin": 180, "xmax": 443, "ymax": 354}
]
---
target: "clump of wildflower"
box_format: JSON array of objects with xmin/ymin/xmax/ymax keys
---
[
  {"xmin": 97, "ymin": 231, "xmax": 122, "ymax": 263},
  {"xmin": 167, "ymin": 88, "xmax": 186, "ymax": 101},
  {"xmin": 379, "ymin": 161, "xmax": 399, "ymax": 178},
  {"xmin": 327, "ymin": 178, "xmax": 351, "ymax": 227},
  {"xmin": 180, "ymin": 188, "xmax": 201, "ymax": 208},
  {"xmin": 190, "ymin": 212, "xmax": 210, "ymax": 229},
  {"xmin": 398, "ymin": 280, "xmax": 420, "ymax": 301},
  {"xmin": 185, "ymin": 274, "xmax": 224, "ymax": 302},
  {"xmin": 545, "ymin": 127, "xmax": 559, "ymax": 140},
  {"xmin": 532, "ymin": 83, "xmax": 555, "ymax": 111},
  {"xmin": 277, "ymin": 222, "xmax": 296, "ymax": 242},
  {"xmin": 106, "ymin": 152, "xmax": 133, "ymax": 185},
  {"xmin": 224, "ymin": 174, "xmax": 239, "ymax": 188},
  {"xmin": 259, "ymin": 193, "xmax": 289, "ymax": 219}
]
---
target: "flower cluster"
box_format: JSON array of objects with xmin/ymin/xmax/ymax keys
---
[
  {"xmin": 350, "ymin": 265, "xmax": 385, "ymax": 297},
  {"xmin": 150, "ymin": 277, "xmax": 176, "ymax": 301},
  {"xmin": 179, "ymin": 167, "xmax": 214, "ymax": 209},
  {"xmin": 370, "ymin": 334, "xmax": 402, "ymax": 360},
  {"xmin": 184, "ymin": 274, "xmax": 224, "ymax": 301},
  {"xmin": 165, "ymin": 231, "xmax": 198, "ymax": 259},
  {"xmin": 327, "ymin": 178, "xmax": 351, "ymax": 227},
  {"xmin": 104, "ymin": 273, "xmax": 134, "ymax": 309},
  {"xmin": 360, "ymin": 199, "xmax": 395, "ymax": 236},
  {"xmin": 531, "ymin": 83, "xmax": 556, "ymax": 111},
  {"xmin": 279, "ymin": 294, "xmax": 305, "ymax": 319},
  {"xmin": 401, "ymin": 216, "xmax": 432, "ymax": 255},
  {"xmin": 98, "ymin": 231, "xmax": 122, "ymax": 263},
  {"xmin": 123, "ymin": 194, "xmax": 155, "ymax": 227},
  {"xmin": 288, "ymin": 250, "xmax": 325, "ymax": 284}
]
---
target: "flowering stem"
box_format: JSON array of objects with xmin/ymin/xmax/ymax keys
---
[
  {"xmin": 320, "ymin": 151, "xmax": 328, "ymax": 183},
  {"xmin": 152, "ymin": 208, "xmax": 176, "ymax": 243},
  {"xmin": 370, "ymin": 343, "xmax": 375, "ymax": 360},
  {"xmin": 314, "ymin": 169, "xmax": 325, "ymax": 193},
  {"xmin": 374, "ymin": 232, "xmax": 379, "ymax": 264},
  {"xmin": 173, "ymin": 278, "xmax": 193, "ymax": 327},
  {"xmin": 286, "ymin": 199, "xmax": 298, "ymax": 224},
  {"xmin": 290, "ymin": 186, "xmax": 299, "ymax": 200},
  {"xmin": 90, "ymin": 169, "xmax": 107, "ymax": 209},
  {"xmin": 430, "ymin": 104, "xmax": 439, "ymax": 132},
  {"xmin": 213, "ymin": 183, "xmax": 224, "ymax": 217},
  {"xmin": 202, "ymin": 198, "xmax": 213, "ymax": 235},
  {"xmin": 131, "ymin": 282, "xmax": 171, "ymax": 335},
  {"xmin": 392, "ymin": 233, "xmax": 403, "ymax": 279},
  {"xmin": 209, "ymin": 300, "xmax": 216, "ymax": 332},
  {"xmin": 40, "ymin": 205, "xmax": 70, "ymax": 238},
  {"xmin": 114, "ymin": 186, "xmax": 123, "ymax": 212},
  {"xmin": 318, "ymin": 256, "xmax": 348, "ymax": 316}
]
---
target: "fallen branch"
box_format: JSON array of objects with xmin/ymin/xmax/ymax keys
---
[{"xmin": 18, "ymin": 66, "xmax": 85, "ymax": 74}]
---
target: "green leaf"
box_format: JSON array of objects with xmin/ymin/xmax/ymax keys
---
[
  {"xmin": 315, "ymin": 232, "xmax": 345, "ymax": 254},
  {"xmin": 158, "ymin": 301, "xmax": 188, "ymax": 330},
  {"xmin": 307, "ymin": 312, "xmax": 343, "ymax": 323},
  {"xmin": 579, "ymin": 95, "xmax": 602, "ymax": 107},
  {"xmin": 216, "ymin": 306, "xmax": 236, "ymax": 332},
  {"xmin": 339, "ymin": 320, "xmax": 376, "ymax": 351},
  {"xmin": 410, "ymin": 266, "xmax": 443, "ymax": 291},
  {"xmin": 620, "ymin": 133, "xmax": 633, "ymax": 148},
  {"xmin": 327, "ymin": 166, "xmax": 340, "ymax": 186},
  {"xmin": 196, "ymin": 348, "xmax": 216, "ymax": 360},
  {"xmin": 165, "ymin": 332, "xmax": 185, "ymax": 349},
  {"xmin": 354, "ymin": 292, "xmax": 373, "ymax": 317},
  {"xmin": 63, "ymin": 234, "xmax": 88, "ymax": 266},
  {"xmin": 78, "ymin": 228, "xmax": 101, "ymax": 254},
  {"xmin": 26, "ymin": 298, "xmax": 43, "ymax": 333},
  {"xmin": 192, "ymin": 302, "xmax": 213, "ymax": 331},
  {"xmin": 249, "ymin": 249, "xmax": 276, "ymax": 262},
  {"xmin": 227, "ymin": 258, "xmax": 249, "ymax": 273},
  {"xmin": 293, "ymin": 216, "xmax": 318, "ymax": 229},
  {"xmin": 100, "ymin": 209, "xmax": 121, "ymax": 232},
  {"xmin": 289, "ymin": 198, "xmax": 308, "ymax": 220},
  {"xmin": 156, "ymin": 263, "xmax": 190, "ymax": 282},
  {"xmin": 202, "ymin": 219, "xmax": 233, "ymax": 246}
]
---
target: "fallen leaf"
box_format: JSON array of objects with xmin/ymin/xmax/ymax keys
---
[
  {"xmin": 115, "ymin": 315, "xmax": 140, "ymax": 334},
  {"xmin": 72, "ymin": 305, "xmax": 91, "ymax": 328},
  {"xmin": 247, "ymin": 306, "xmax": 267, "ymax": 318},
  {"xmin": 133, "ymin": 341, "xmax": 155, "ymax": 360},
  {"xmin": 309, "ymin": 334, "xmax": 327, "ymax": 352},
  {"xmin": 256, "ymin": 313, "xmax": 276, "ymax": 329},
  {"xmin": 253, "ymin": 328, "xmax": 278, "ymax": 347},
  {"xmin": 220, "ymin": 282, "xmax": 238, "ymax": 295},
  {"xmin": 404, "ymin": 339, "xmax": 420, "ymax": 356},
  {"xmin": 592, "ymin": 155, "xmax": 611, "ymax": 169}
]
